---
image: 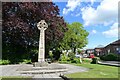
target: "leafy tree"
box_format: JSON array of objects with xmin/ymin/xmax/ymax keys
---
[
  {"xmin": 60, "ymin": 22, "xmax": 89, "ymax": 53},
  {"xmin": 2, "ymin": 2, "xmax": 67, "ymax": 61},
  {"xmin": 77, "ymin": 49, "xmax": 82, "ymax": 54}
]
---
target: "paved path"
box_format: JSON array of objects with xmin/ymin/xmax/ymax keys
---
[
  {"xmin": 0, "ymin": 64, "xmax": 33, "ymax": 77},
  {"xmin": 58, "ymin": 63, "xmax": 89, "ymax": 74},
  {"xmin": 98, "ymin": 61, "xmax": 120, "ymax": 67},
  {"xmin": 0, "ymin": 63, "xmax": 89, "ymax": 79}
]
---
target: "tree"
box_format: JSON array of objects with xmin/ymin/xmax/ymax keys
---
[
  {"xmin": 2, "ymin": 2, "xmax": 67, "ymax": 61},
  {"xmin": 60, "ymin": 22, "xmax": 89, "ymax": 53}
]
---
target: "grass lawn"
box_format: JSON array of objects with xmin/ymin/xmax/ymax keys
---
[
  {"xmin": 0, "ymin": 76, "xmax": 32, "ymax": 80},
  {"xmin": 65, "ymin": 63, "xmax": 119, "ymax": 78}
]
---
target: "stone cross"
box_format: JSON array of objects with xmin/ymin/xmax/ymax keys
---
[{"xmin": 37, "ymin": 20, "xmax": 48, "ymax": 62}]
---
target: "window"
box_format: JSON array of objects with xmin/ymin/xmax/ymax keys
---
[
  {"xmin": 108, "ymin": 49, "xmax": 110, "ymax": 53},
  {"xmin": 116, "ymin": 47, "xmax": 119, "ymax": 51}
]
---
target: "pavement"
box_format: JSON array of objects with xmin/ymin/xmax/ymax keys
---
[
  {"xmin": 0, "ymin": 63, "xmax": 89, "ymax": 79},
  {"xmin": 98, "ymin": 61, "xmax": 120, "ymax": 67},
  {"xmin": 1, "ymin": 64, "xmax": 33, "ymax": 77},
  {"xmin": 59, "ymin": 63, "xmax": 89, "ymax": 74},
  {"xmin": 1, "ymin": 61, "xmax": 119, "ymax": 79}
]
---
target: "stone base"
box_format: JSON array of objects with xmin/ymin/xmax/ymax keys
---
[{"xmin": 33, "ymin": 62, "xmax": 48, "ymax": 67}]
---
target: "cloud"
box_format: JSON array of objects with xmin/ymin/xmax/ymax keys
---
[
  {"xmin": 63, "ymin": 0, "xmax": 81, "ymax": 15},
  {"xmin": 81, "ymin": 0, "xmax": 119, "ymax": 26},
  {"xmin": 102, "ymin": 22, "xmax": 118, "ymax": 38},
  {"xmin": 90, "ymin": 0, "xmax": 97, "ymax": 5},
  {"xmin": 91, "ymin": 30, "xmax": 97, "ymax": 34},
  {"xmin": 75, "ymin": 13, "xmax": 81, "ymax": 17},
  {"xmin": 62, "ymin": 0, "xmax": 103, "ymax": 15}
]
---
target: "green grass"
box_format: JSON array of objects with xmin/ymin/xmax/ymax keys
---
[
  {"xmin": 0, "ymin": 76, "xmax": 32, "ymax": 80},
  {"xmin": 66, "ymin": 63, "xmax": 119, "ymax": 78}
]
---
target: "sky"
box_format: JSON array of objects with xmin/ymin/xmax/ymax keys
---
[{"xmin": 53, "ymin": 0, "xmax": 119, "ymax": 49}]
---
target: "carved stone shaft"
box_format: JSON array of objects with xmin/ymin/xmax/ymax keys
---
[{"xmin": 37, "ymin": 20, "xmax": 48, "ymax": 62}]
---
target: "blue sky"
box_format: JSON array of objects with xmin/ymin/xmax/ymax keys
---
[{"xmin": 53, "ymin": 0, "xmax": 119, "ymax": 49}]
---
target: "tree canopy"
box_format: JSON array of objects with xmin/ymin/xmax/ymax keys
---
[
  {"xmin": 60, "ymin": 22, "xmax": 89, "ymax": 53},
  {"xmin": 2, "ymin": 2, "xmax": 67, "ymax": 61}
]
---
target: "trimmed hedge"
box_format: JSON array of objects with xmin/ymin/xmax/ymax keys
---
[{"xmin": 100, "ymin": 53, "xmax": 120, "ymax": 61}]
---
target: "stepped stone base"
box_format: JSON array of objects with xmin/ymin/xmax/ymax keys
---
[
  {"xmin": 18, "ymin": 63, "xmax": 67, "ymax": 74},
  {"xmin": 33, "ymin": 62, "xmax": 48, "ymax": 67}
]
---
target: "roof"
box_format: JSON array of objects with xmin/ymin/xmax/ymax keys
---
[
  {"xmin": 86, "ymin": 49, "xmax": 94, "ymax": 51},
  {"xmin": 105, "ymin": 39, "xmax": 120, "ymax": 48},
  {"xmin": 95, "ymin": 45, "xmax": 104, "ymax": 48},
  {"xmin": 110, "ymin": 39, "xmax": 120, "ymax": 45}
]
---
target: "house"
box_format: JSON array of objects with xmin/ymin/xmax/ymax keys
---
[
  {"xmin": 79, "ymin": 49, "xmax": 88, "ymax": 58},
  {"xmin": 85, "ymin": 49, "xmax": 95, "ymax": 56},
  {"xmin": 104, "ymin": 39, "xmax": 120, "ymax": 54},
  {"xmin": 94, "ymin": 45, "xmax": 105, "ymax": 56},
  {"xmin": 83, "ymin": 39, "xmax": 120, "ymax": 57}
]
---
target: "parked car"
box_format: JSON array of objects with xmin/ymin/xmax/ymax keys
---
[
  {"xmin": 88, "ymin": 54, "xmax": 95, "ymax": 58},
  {"xmin": 83, "ymin": 54, "xmax": 88, "ymax": 58},
  {"xmin": 75, "ymin": 54, "xmax": 83, "ymax": 58}
]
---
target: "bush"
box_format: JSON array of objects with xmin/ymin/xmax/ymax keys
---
[
  {"xmin": 20, "ymin": 59, "xmax": 32, "ymax": 64},
  {"xmin": 58, "ymin": 61, "xmax": 70, "ymax": 64},
  {"xmin": 59, "ymin": 52, "xmax": 68, "ymax": 61},
  {"xmin": 91, "ymin": 58, "xmax": 98, "ymax": 64},
  {"xmin": 83, "ymin": 58, "xmax": 92, "ymax": 63},
  {"xmin": 71, "ymin": 58, "xmax": 80, "ymax": 64},
  {"xmin": 0, "ymin": 60, "xmax": 10, "ymax": 65},
  {"xmin": 59, "ymin": 52, "xmax": 75, "ymax": 64},
  {"xmin": 116, "ymin": 54, "xmax": 120, "ymax": 61},
  {"xmin": 95, "ymin": 57, "xmax": 101, "ymax": 61},
  {"xmin": 68, "ymin": 52, "xmax": 75, "ymax": 60},
  {"xmin": 100, "ymin": 53, "xmax": 119, "ymax": 61},
  {"xmin": 48, "ymin": 51, "xmax": 54, "ymax": 62},
  {"xmin": 52, "ymin": 49, "xmax": 62, "ymax": 60},
  {"xmin": 59, "ymin": 52, "xmax": 81, "ymax": 64}
]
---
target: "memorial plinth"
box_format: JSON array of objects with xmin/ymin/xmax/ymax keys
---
[{"xmin": 33, "ymin": 20, "xmax": 48, "ymax": 67}]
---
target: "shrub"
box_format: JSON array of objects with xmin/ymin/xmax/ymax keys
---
[
  {"xmin": 75, "ymin": 58, "xmax": 80, "ymax": 63},
  {"xmin": 100, "ymin": 55, "xmax": 105, "ymax": 60},
  {"xmin": 100, "ymin": 53, "xmax": 120, "ymax": 61},
  {"xmin": 48, "ymin": 51, "xmax": 54, "ymax": 62},
  {"xmin": 59, "ymin": 52, "xmax": 72, "ymax": 64},
  {"xmin": 116, "ymin": 54, "xmax": 120, "ymax": 61},
  {"xmin": 59, "ymin": 52, "xmax": 80, "ymax": 64},
  {"xmin": 83, "ymin": 58, "xmax": 92, "ymax": 63},
  {"xmin": 71, "ymin": 58, "xmax": 80, "ymax": 64},
  {"xmin": 59, "ymin": 52, "xmax": 68, "ymax": 61},
  {"xmin": 20, "ymin": 59, "xmax": 32, "ymax": 64},
  {"xmin": 68, "ymin": 52, "xmax": 75, "ymax": 60},
  {"xmin": 67, "ymin": 57, "xmax": 71, "ymax": 62},
  {"xmin": 58, "ymin": 61, "xmax": 70, "ymax": 64},
  {"xmin": 9, "ymin": 58, "xmax": 21, "ymax": 64},
  {"xmin": 95, "ymin": 57, "xmax": 101, "ymax": 61},
  {"xmin": 91, "ymin": 58, "xmax": 98, "ymax": 64},
  {"xmin": 0, "ymin": 60, "xmax": 10, "ymax": 65}
]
